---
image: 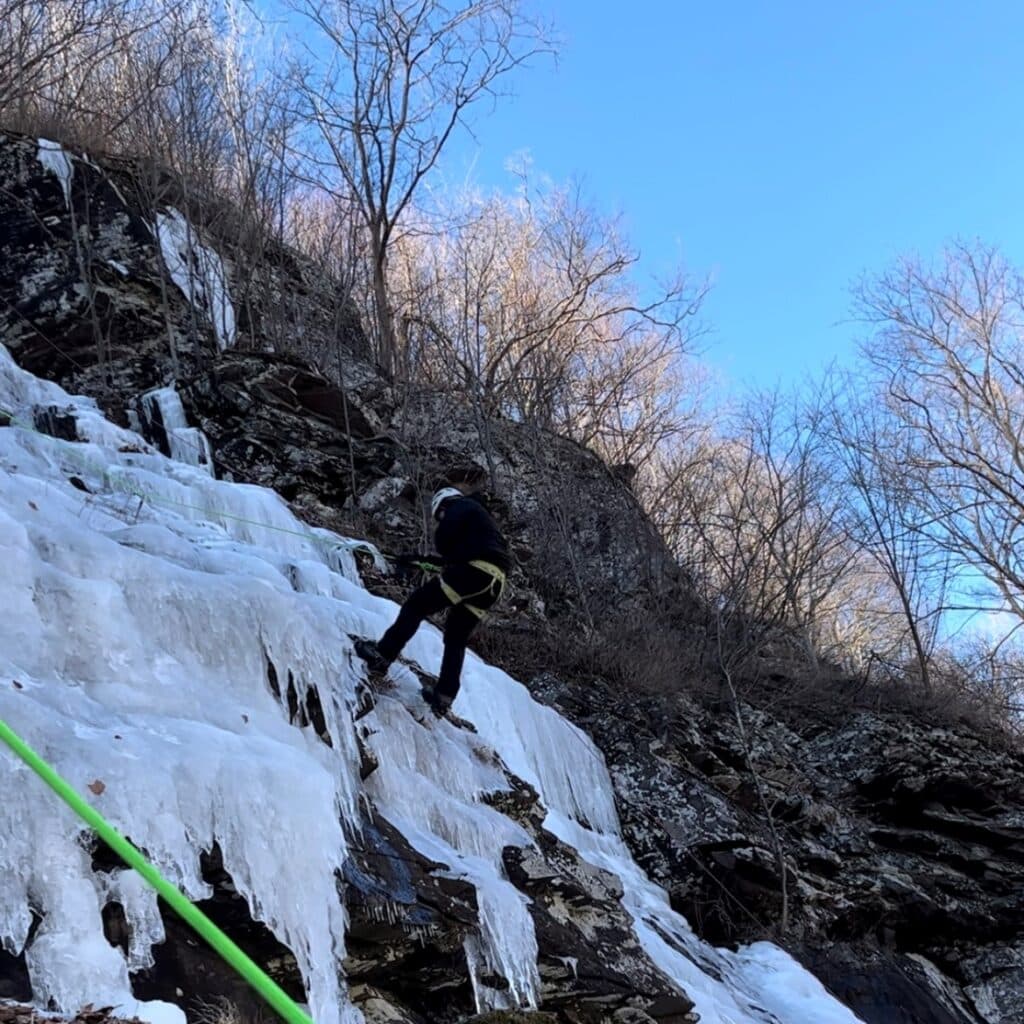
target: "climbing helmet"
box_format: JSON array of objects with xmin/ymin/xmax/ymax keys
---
[{"xmin": 431, "ymin": 487, "xmax": 463, "ymax": 519}]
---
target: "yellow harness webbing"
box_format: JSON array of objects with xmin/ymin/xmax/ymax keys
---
[{"xmin": 440, "ymin": 560, "xmax": 507, "ymax": 619}]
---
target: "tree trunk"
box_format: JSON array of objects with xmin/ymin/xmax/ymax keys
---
[{"xmin": 370, "ymin": 245, "xmax": 395, "ymax": 378}]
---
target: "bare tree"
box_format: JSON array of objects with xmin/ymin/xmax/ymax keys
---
[
  {"xmin": 214, "ymin": 1, "xmax": 307, "ymax": 344},
  {"xmin": 824, "ymin": 374, "xmax": 952, "ymax": 692},
  {"xmin": 288, "ymin": 0, "xmax": 553, "ymax": 375},
  {"xmin": 856, "ymin": 241, "xmax": 1024, "ymax": 636},
  {"xmin": 946, "ymin": 632, "xmax": 1024, "ymax": 727},
  {"xmin": 664, "ymin": 388, "xmax": 855, "ymax": 667}
]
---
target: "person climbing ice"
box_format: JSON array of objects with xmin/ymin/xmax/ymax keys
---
[{"xmin": 354, "ymin": 486, "xmax": 510, "ymax": 716}]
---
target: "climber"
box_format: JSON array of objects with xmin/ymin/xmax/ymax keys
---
[{"xmin": 354, "ymin": 487, "xmax": 510, "ymax": 716}]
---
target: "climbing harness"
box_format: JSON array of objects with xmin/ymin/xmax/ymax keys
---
[{"xmin": 440, "ymin": 559, "xmax": 507, "ymax": 620}]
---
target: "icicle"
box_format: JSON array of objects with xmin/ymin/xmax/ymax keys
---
[
  {"xmin": 100, "ymin": 869, "xmax": 165, "ymax": 972},
  {"xmin": 36, "ymin": 139, "xmax": 74, "ymax": 207},
  {"xmin": 140, "ymin": 387, "xmax": 214, "ymax": 474},
  {"xmin": 155, "ymin": 208, "xmax": 237, "ymax": 350}
]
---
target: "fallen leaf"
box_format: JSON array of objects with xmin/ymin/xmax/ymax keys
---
[
  {"xmin": 87, "ymin": 779, "xmax": 106, "ymax": 795},
  {"xmin": 113, "ymin": 734, "xmax": 122, "ymax": 740},
  {"xmin": 28, "ymin": 501, "xmax": 38, "ymax": 511},
  {"xmin": 242, "ymin": 713, "xmax": 249, "ymax": 723},
  {"xmin": 12, "ymin": 680, "xmax": 23, "ymax": 689}
]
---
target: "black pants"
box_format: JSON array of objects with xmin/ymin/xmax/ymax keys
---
[{"xmin": 377, "ymin": 564, "xmax": 501, "ymax": 700}]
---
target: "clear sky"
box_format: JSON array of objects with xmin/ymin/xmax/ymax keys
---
[{"xmin": 439, "ymin": 1, "xmax": 1024, "ymax": 391}]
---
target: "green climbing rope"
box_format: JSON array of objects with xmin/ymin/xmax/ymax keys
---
[{"xmin": 0, "ymin": 716, "xmax": 315, "ymax": 1024}]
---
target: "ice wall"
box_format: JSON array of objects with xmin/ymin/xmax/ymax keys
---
[
  {"xmin": 0, "ymin": 346, "xmax": 361, "ymax": 1024},
  {"xmin": 0, "ymin": 341, "xmax": 863, "ymax": 1024}
]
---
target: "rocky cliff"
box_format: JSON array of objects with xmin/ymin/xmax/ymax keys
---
[{"xmin": 2, "ymin": 128, "xmax": 1024, "ymax": 1024}]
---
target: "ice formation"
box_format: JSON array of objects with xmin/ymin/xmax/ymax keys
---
[
  {"xmin": 36, "ymin": 139, "xmax": 74, "ymax": 206},
  {"xmin": 140, "ymin": 386, "xmax": 214, "ymax": 474},
  {"xmin": 0, "ymin": 341, "xmax": 864, "ymax": 1024},
  {"xmin": 155, "ymin": 208, "xmax": 237, "ymax": 349}
]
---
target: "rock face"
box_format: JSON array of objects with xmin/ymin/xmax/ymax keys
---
[
  {"xmin": 0, "ymin": 132, "xmax": 206, "ymax": 415},
  {"xmin": 4, "ymin": 126, "xmax": 1024, "ymax": 1024},
  {"xmin": 532, "ymin": 670, "xmax": 1024, "ymax": 1024},
  {"xmin": 0, "ymin": 129, "xmax": 681, "ymax": 644},
  {"xmin": 179, "ymin": 351, "xmax": 680, "ymax": 637}
]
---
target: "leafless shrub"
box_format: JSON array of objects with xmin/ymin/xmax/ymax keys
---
[
  {"xmin": 0, "ymin": 0, "xmax": 143, "ymax": 132},
  {"xmin": 192, "ymin": 996, "xmax": 261, "ymax": 1024},
  {"xmin": 387, "ymin": 178, "xmax": 707, "ymax": 494}
]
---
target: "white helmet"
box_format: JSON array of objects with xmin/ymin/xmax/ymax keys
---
[{"xmin": 431, "ymin": 487, "xmax": 462, "ymax": 519}]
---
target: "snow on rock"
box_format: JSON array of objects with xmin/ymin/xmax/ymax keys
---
[
  {"xmin": 155, "ymin": 208, "xmax": 236, "ymax": 350},
  {"xmin": 0, "ymin": 341, "xmax": 864, "ymax": 1024},
  {"xmin": 36, "ymin": 139, "xmax": 74, "ymax": 207}
]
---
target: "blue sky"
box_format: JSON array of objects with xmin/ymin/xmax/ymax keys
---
[{"xmin": 439, "ymin": 1, "xmax": 1024, "ymax": 391}]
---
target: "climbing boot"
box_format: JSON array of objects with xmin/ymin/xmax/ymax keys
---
[
  {"xmin": 353, "ymin": 637, "xmax": 391, "ymax": 676},
  {"xmin": 422, "ymin": 686, "xmax": 454, "ymax": 718}
]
